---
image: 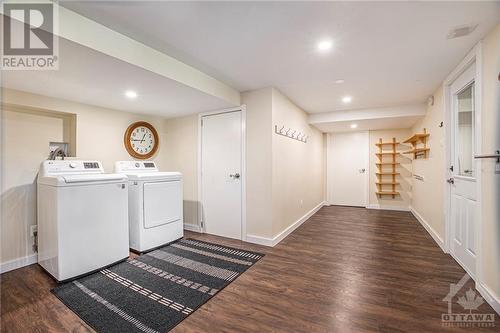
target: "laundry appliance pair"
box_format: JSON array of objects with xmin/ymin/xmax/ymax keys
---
[{"xmin": 37, "ymin": 160, "xmax": 183, "ymax": 282}]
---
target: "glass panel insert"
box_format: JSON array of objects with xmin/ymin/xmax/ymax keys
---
[{"xmin": 456, "ymin": 83, "xmax": 475, "ymax": 177}]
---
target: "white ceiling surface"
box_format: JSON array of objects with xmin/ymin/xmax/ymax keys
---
[
  {"xmin": 309, "ymin": 103, "xmax": 427, "ymax": 132},
  {"xmin": 62, "ymin": 1, "xmax": 500, "ymax": 114},
  {"xmin": 313, "ymin": 116, "xmax": 424, "ymax": 133},
  {"xmin": 1, "ymin": 39, "xmax": 233, "ymax": 117}
]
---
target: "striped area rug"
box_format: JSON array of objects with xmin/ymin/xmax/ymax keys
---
[{"xmin": 52, "ymin": 239, "xmax": 263, "ymax": 333}]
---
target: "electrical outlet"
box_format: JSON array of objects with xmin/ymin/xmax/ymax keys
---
[
  {"xmin": 299, "ymin": 199, "xmax": 303, "ymax": 206},
  {"xmin": 30, "ymin": 225, "xmax": 37, "ymax": 237}
]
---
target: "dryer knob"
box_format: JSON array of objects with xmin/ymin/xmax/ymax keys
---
[
  {"xmin": 135, "ymin": 163, "xmax": 140, "ymax": 168},
  {"xmin": 69, "ymin": 162, "xmax": 77, "ymax": 168}
]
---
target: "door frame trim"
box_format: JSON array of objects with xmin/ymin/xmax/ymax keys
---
[
  {"xmin": 326, "ymin": 131, "xmax": 369, "ymax": 207},
  {"xmin": 197, "ymin": 105, "xmax": 247, "ymax": 241},
  {"xmin": 443, "ymin": 42, "xmax": 482, "ymax": 281}
]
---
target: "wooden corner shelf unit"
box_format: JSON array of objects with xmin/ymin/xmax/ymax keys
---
[
  {"xmin": 402, "ymin": 128, "xmax": 430, "ymax": 159},
  {"xmin": 376, "ymin": 137, "xmax": 400, "ymax": 198}
]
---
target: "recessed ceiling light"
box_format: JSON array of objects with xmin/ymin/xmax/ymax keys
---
[
  {"xmin": 342, "ymin": 95, "xmax": 352, "ymax": 103},
  {"xmin": 335, "ymin": 79, "xmax": 345, "ymax": 84},
  {"xmin": 350, "ymin": 124, "xmax": 358, "ymax": 129},
  {"xmin": 317, "ymin": 40, "xmax": 333, "ymax": 52},
  {"xmin": 125, "ymin": 90, "xmax": 138, "ymax": 99}
]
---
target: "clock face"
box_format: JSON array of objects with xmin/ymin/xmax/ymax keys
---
[
  {"xmin": 129, "ymin": 126, "xmax": 155, "ymax": 155},
  {"xmin": 124, "ymin": 122, "xmax": 159, "ymax": 159}
]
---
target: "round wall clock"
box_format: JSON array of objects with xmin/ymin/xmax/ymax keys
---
[{"xmin": 124, "ymin": 121, "xmax": 159, "ymax": 159}]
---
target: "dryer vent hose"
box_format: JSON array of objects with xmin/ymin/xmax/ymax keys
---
[{"xmin": 48, "ymin": 147, "xmax": 66, "ymax": 160}]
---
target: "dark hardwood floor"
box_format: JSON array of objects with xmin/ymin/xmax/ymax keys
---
[{"xmin": 1, "ymin": 206, "xmax": 499, "ymax": 332}]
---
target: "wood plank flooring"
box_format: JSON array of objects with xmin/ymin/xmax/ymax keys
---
[{"xmin": 1, "ymin": 206, "xmax": 499, "ymax": 332}]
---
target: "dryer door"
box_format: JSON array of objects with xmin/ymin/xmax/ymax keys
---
[{"xmin": 143, "ymin": 180, "xmax": 182, "ymax": 228}]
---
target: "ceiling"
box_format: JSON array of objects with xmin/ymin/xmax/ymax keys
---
[
  {"xmin": 312, "ymin": 115, "xmax": 424, "ymax": 133},
  {"xmin": 61, "ymin": 1, "xmax": 500, "ymax": 114},
  {"xmin": 1, "ymin": 38, "xmax": 233, "ymax": 117}
]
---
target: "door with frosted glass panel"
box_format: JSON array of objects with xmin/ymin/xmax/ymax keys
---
[{"xmin": 449, "ymin": 64, "xmax": 477, "ymax": 278}]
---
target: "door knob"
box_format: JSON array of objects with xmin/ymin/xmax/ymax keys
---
[
  {"xmin": 359, "ymin": 168, "xmax": 366, "ymax": 173},
  {"xmin": 447, "ymin": 178, "xmax": 454, "ymax": 184},
  {"xmin": 230, "ymin": 173, "xmax": 241, "ymax": 179}
]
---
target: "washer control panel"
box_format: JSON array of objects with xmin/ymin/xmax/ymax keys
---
[{"xmin": 42, "ymin": 160, "xmax": 104, "ymax": 175}]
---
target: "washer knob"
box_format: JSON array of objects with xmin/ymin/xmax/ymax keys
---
[
  {"xmin": 135, "ymin": 163, "xmax": 140, "ymax": 168},
  {"xmin": 69, "ymin": 162, "xmax": 77, "ymax": 169}
]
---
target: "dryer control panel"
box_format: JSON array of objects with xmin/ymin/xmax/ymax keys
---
[{"xmin": 115, "ymin": 161, "xmax": 159, "ymax": 173}]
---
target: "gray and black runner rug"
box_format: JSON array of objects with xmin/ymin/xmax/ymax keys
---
[{"xmin": 52, "ymin": 239, "xmax": 263, "ymax": 333}]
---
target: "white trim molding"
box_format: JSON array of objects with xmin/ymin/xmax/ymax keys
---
[
  {"xmin": 409, "ymin": 206, "xmax": 446, "ymax": 253},
  {"xmin": 245, "ymin": 234, "xmax": 275, "ymax": 247},
  {"xmin": 183, "ymin": 224, "xmax": 201, "ymax": 233},
  {"xmin": 366, "ymin": 204, "xmax": 409, "ymax": 212},
  {"xmin": 246, "ymin": 201, "xmax": 326, "ymax": 247},
  {"xmin": 0, "ymin": 254, "xmax": 38, "ymax": 274},
  {"xmin": 476, "ymin": 282, "xmax": 500, "ymax": 315}
]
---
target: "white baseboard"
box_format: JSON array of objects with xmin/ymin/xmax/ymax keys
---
[
  {"xmin": 245, "ymin": 234, "xmax": 275, "ymax": 247},
  {"xmin": 366, "ymin": 204, "xmax": 409, "ymax": 212},
  {"xmin": 409, "ymin": 206, "xmax": 446, "ymax": 253},
  {"xmin": 246, "ymin": 201, "xmax": 326, "ymax": 247},
  {"xmin": 0, "ymin": 253, "xmax": 38, "ymax": 274},
  {"xmin": 184, "ymin": 223, "xmax": 201, "ymax": 233},
  {"xmin": 476, "ymin": 282, "xmax": 500, "ymax": 315}
]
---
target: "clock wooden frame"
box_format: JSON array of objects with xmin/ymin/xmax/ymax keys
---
[{"xmin": 124, "ymin": 121, "xmax": 159, "ymax": 159}]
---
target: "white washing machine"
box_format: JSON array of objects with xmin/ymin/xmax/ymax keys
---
[
  {"xmin": 37, "ymin": 160, "xmax": 129, "ymax": 282},
  {"xmin": 115, "ymin": 161, "xmax": 183, "ymax": 253}
]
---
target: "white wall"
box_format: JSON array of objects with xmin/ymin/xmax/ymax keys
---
[
  {"xmin": 407, "ymin": 24, "xmax": 500, "ymax": 310},
  {"xmin": 479, "ymin": 24, "xmax": 500, "ymax": 306},
  {"xmin": 271, "ymin": 88, "xmax": 325, "ymax": 236},
  {"xmin": 242, "ymin": 88, "xmax": 274, "ymax": 238},
  {"xmin": 1, "ymin": 109, "xmax": 64, "ymax": 264},
  {"xmin": 152, "ymin": 87, "xmax": 326, "ymax": 242},
  {"xmin": 410, "ymin": 87, "xmax": 446, "ymax": 238},
  {"xmin": 163, "ymin": 115, "xmax": 199, "ymax": 227},
  {"xmin": 1, "ymin": 88, "xmax": 170, "ymax": 266}
]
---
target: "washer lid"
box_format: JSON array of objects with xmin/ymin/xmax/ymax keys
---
[
  {"xmin": 38, "ymin": 173, "xmax": 128, "ymax": 186},
  {"xmin": 125, "ymin": 172, "xmax": 182, "ymax": 181}
]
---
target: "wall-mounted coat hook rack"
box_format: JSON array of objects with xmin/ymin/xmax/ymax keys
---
[{"xmin": 274, "ymin": 125, "xmax": 308, "ymax": 143}]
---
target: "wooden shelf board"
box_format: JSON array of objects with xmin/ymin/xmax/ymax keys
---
[
  {"xmin": 376, "ymin": 172, "xmax": 400, "ymax": 176},
  {"xmin": 376, "ymin": 152, "xmax": 400, "ymax": 156},
  {"xmin": 375, "ymin": 142, "xmax": 400, "ymax": 147},
  {"xmin": 376, "ymin": 162, "xmax": 400, "ymax": 166},
  {"xmin": 402, "ymin": 148, "xmax": 430, "ymax": 154},
  {"xmin": 376, "ymin": 191, "xmax": 400, "ymax": 195},
  {"xmin": 403, "ymin": 133, "xmax": 429, "ymax": 144},
  {"xmin": 376, "ymin": 182, "xmax": 400, "ymax": 185}
]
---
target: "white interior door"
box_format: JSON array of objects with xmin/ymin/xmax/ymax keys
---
[
  {"xmin": 327, "ymin": 131, "xmax": 368, "ymax": 207},
  {"xmin": 449, "ymin": 64, "xmax": 477, "ymax": 278},
  {"xmin": 201, "ymin": 111, "xmax": 243, "ymax": 239}
]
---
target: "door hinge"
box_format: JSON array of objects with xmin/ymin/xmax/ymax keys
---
[
  {"xmin": 201, "ymin": 119, "xmax": 203, "ymax": 126},
  {"xmin": 449, "ymin": 165, "xmax": 454, "ymax": 172},
  {"xmin": 200, "ymin": 220, "xmax": 204, "ymax": 228}
]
